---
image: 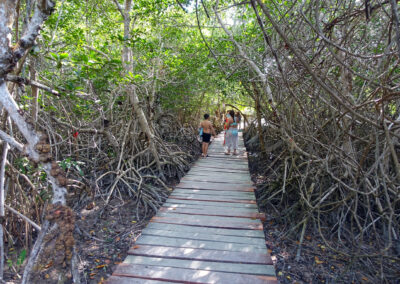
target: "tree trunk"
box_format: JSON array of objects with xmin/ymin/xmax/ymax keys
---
[
  {"xmin": 0, "ymin": 1, "xmax": 80, "ymax": 283},
  {"xmin": 129, "ymin": 86, "xmax": 163, "ymax": 174},
  {"xmin": 122, "ymin": 0, "xmax": 132, "ymax": 72},
  {"xmin": 254, "ymin": 91, "xmax": 266, "ymax": 154}
]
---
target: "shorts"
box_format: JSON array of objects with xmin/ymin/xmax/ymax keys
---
[{"xmin": 202, "ymin": 133, "xmax": 211, "ymax": 143}]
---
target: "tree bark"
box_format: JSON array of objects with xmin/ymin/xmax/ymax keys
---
[
  {"xmin": 0, "ymin": 1, "xmax": 79, "ymax": 282},
  {"xmin": 129, "ymin": 86, "xmax": 163, "ymax": 174},
  {"xmin": 252, "ymin": 83, "xmax": 266, "ymax": 153},
  {"xmin": 29, "ymin": 57, "xmax": 39, "ymax": 123}
]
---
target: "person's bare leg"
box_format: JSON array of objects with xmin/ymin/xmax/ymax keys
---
[
  {"xmin": 202, "ymin": 142, "xmax": 206, "ymax": 157},
  {"xmin": 204, "ymin": 143, "xmax": 209, "ymax": 156}
]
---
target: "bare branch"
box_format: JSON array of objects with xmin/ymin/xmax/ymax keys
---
[
  {"xmin": 0, "ymin": 130, "xmax": 24, "ymax": 152},
  {"xmin": 112, "ymin": 0, "xmax": 125, "ymax": 17},
  {"xmin": 5, "ymin": 74, "xmax": 60, "ymax": 96},
  {"xmin": 4, "ymin": 205, "xmax": 41, "ymax": 231}
]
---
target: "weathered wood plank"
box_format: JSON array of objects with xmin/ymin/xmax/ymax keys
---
[
  {"xmin": 141, "ymin": 229, "xmax": 266, "ymax": 245},
  {"xmin": 181, "ymin": 177, "xmax": 252, "ymax": 185},
  {"xmin": 122, "ymin": 256, "xmax": 276, "ymax": 276},
  {"xmin": 155, "ymin": 212, "xmax": 261, "ymax": 223},
  {"xmin": 196, "ymin": 161, "xmax": 248, "ymax": 167},
  {"xmin": 179, "ymin": 181, "xmax": 253, "ymax": 190},
  {"xmin": 171, "ymin": 192, "xmax": 254, "ymax": 200},
  {"xmin": 186, "ymin": 168, "xmax": 250, "ymax": 174},
  {"xmin": 163, "ymin": 199, "xmax": 258, "ymax": 209},
  {"xmin": 112, "ymin": 264, "xmax": 278, "ymax": 284},
  {"xmin": 171, "ymin": 192, "xmax": 255, "ymax": 200},
  {"xmin": 128, "ymin": 245, "xmax": 272, "ymax": 264},
  {"xmin": 183, "ymin": 172, "xmax": 252, "ymax": 180},
  {"xmin": 150, "ymin": 215, "xmax": 263, "ymax": 230},
  {"xmin": 160, "ymin": 206, "xmax": 265, "ymax": 220},
  {"xmin": 192, "ymin": 164, "xmax": 249, "ymax": 171},
  {"xmin": 174, "ymin": 185, "xmax": 254, "ymax": 192},
  {"xmin": 176, "ymin": 181, "xmax": 255, "ymax": 191},
  {"xmin": 196, "ymin": 158, "xmax": 248, "ymax": 164},
  {"xmin": 172, "ymin": 188, "xmax": 254, "ymax": 197},
  {"xmin": 144, "ymin": 223, "xmax": 265, "ymax": 238},
  {"xmin": 181, "ymin": 176, "xmax": 252, "ymax": 184},
  {"xmin": 134, "ymin": 236, "xmax": 266, "ymax": 253},
  {"xmin": 162, "ymin": 202, "xmax": 259, "ymax": 212},
  {"xmin": 184, "ymin": 168, "xmax": 249, "ymax": 174},
  {"xmin": 207, "ymin": 154, "xmax": 247, "ymax": 159},
  {"xmin": 169, "ymin": 196, "xmax": 257, "ymax": 204},
  {"xmin": 106, "ymin": 276, "xmax": 174, "ymax": 284}
]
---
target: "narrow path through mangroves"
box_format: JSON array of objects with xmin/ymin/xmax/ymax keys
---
[{"xmin": 107, "ymin": 132, "xmax": 277, "ymax": 284}]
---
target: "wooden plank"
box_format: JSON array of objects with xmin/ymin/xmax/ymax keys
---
[
  {"xmin": 169, "ymin": 196, "xmax": 257, "ymax": 204},
  {"xmin": 192, "ymin": 165, "xmax": 250, "ymax": 171},
  {"xmin": 172, "ymin": 188, "xmax": 255, "ymax": 197},
  {"xmin": 128, "ymin": 245, "xmax": 272, "ymax": 264},
  {"xmin": 171, "ymin": 191, "xmax": 254, "ymax": 198},
  {"xmin": 122, "ymin": 256, "xmax": 276, "ymax": 276},
  {"xmin": 186, "ymin": 165, "xmax": 250, "ymax": 173},
  {"xmin": 176, "ymin": 181, "xmax": 253, "ymax": 189},
  {"xmin": 195, "ymin": 157, "xmax": 249, "ymax": 165},
  {"xmin": 181, "ymin": 176, "xmax": 252, "ymax": 184},
  {"xmin": 163, "ymin": 199, "xmax": 258, "ymax": 209},
  {"xmin": 106, "ymin": 276, "xmax": 174, "ymax": 284},
  {"xmin": 196, "ymin": 159, "xmax": 248, "ymax": 165},
  {"xmin": 134, "ymin": 236, "xmax": 266, "ymax": 253},
  {"xmin": 174, "ymin": 185, "xmax": 254, "ymax": 192},
  {"xmin": 185, "ymin": 170, "xmax": 251, "ymax": 177},
  {"xmin": 175, "ymin": 181, "xmax": 255, "ymax": 192},
  {"xmin": 162, "ymin": 202, "xmax": 260, "ymax": 212},
  {"xmin": 183, "ymin": 171, "xmax": 252, "ymax": 179},
  {"xmin": 177, "ymin": 180, "xmax": 252, "ymax": 186},
  {"xmin": 144, "ymin": 223, "xmax": 265, "ymax": 238},
  {"xmin": 160, "ymin": 207, "xmax": 265, "ymax": 220},
  {"xmin": 207, "ymin": 154, "xmax": 248, "ymax": 159},
  {"xmin": 112, "ymin": 264, "xmax": 278, "ymax": 284},
  {"xmin": 171, "ymin": 192, "xmax": 255, "ymax": 201},
  {"xmin": 150, "ymin": 216, "xmax": 263, "ymax": 230},
  {"xmin": 190, "ymin": 166, "xmax": 249, "ymax": 173},
  {"xmin": 141, "ymin": 229, "xmax": 266, "ymax": 245},
  {"xmin": 161, "ymin": 204, "xmax": 260, "ymax": 215},
  {"xmin": 196, "ymin": 160, "xmax": 248, "ymax": 166},
  {"xmin": 155, "ymin": 212, "xmax": 261, "ymax": 225},
  {"xmin": 170, "ymin": 195, "xmax": 255, "ymax": 203}
]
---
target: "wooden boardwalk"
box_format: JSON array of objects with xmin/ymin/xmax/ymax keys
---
[{"xmin": 107, "ymin": 133, "xmax": 278, "ymax": 284}]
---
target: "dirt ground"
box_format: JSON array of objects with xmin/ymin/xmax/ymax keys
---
[{"xmin": 74, "ymin": 196, "xmax": 167, "ymax": 283}]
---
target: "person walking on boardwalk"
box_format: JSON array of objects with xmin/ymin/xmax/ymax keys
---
[
  {"xmin": 235, "ymin": 111, "xmax": 242, "ymax": 130},
  {"xmin": 199, "ymin": 113, "xmax": 216, "ymax": 158},
  {"xmin": 223, "ymin": 111, "xmax": 230, "ymax": 146},
  {"xmin": 225, "ymin": 110, "xmax": 239, "ymax": 155}
]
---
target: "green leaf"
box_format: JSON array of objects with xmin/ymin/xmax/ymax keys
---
[{"xmin": 17, "ymin": 249, "xmax": 26, "ymax": 266}]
